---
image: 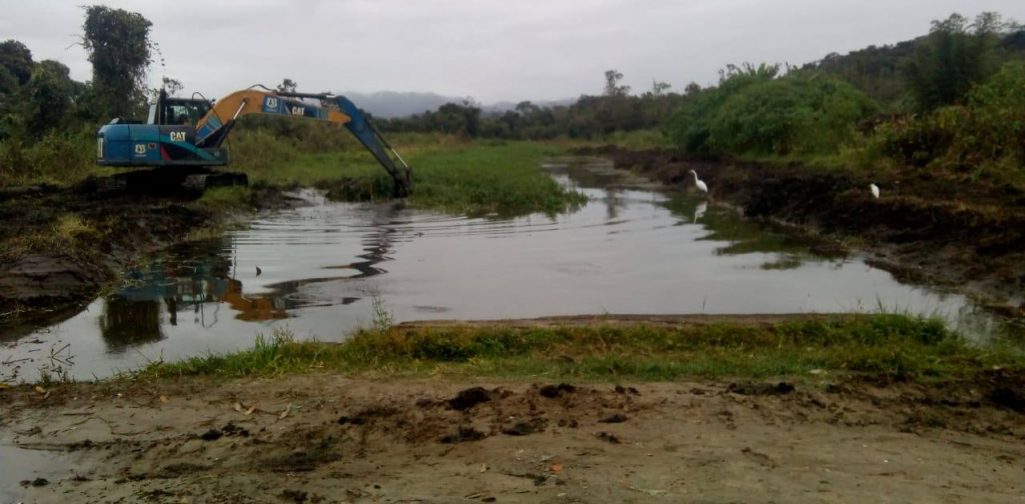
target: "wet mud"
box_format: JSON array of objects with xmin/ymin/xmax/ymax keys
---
[
  {"xmin": 2, "ymin": 374, "xmax": 1023, "ymax": 502},
  {"xmin": 576, "ymin": 146, "xmax": 1025, "ymax": 316},
  {"xmin": 0, "ymin": 178, "xmax": 292, "ymax": 334}
]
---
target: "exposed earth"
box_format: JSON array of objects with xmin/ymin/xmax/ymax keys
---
[
  {"xmin": 2, "ymin": 370, "xmax": 1024, "ymax": 503},
  {"xmin": 0, "ymin": 175, "xmax": 293, "ymax": 336}
]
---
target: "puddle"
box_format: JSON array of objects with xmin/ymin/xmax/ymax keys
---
[
  {"xmin": 2, "ymin": 158, "xmax": 1020, "ymax": 380},
  {"xmin": 0, "ymin": 444, "xmax": 76, "ymax": 503}
]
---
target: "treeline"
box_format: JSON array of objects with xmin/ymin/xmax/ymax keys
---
[
  {"xmin": 376, "ymin": 70, "xmax": 687, "ymax": 140},
  {"xmin": 377, "ymin": 10, "xmax": 1025, "ymax": 181},
  {"xmin": 2, "ymin": 6, "xmax": 1023, "ymax": 188},
  {"xmin": 664, "ymin": 12, "xmax": 1025, "ymax": 179},
  {"xmin": 0, "ymin": 6, "xmax": 156, "ymax": 185}
]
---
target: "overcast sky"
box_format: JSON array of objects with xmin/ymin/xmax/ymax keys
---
[{"xmin": 2, "ymin": 0, "xmax": 1022, "ymax": 103}]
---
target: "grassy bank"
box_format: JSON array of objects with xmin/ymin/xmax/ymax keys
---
[
  {"xmin": 134, "ymin": 315, "xmax": 1025, "ymax": 382},
  {"xmin": 3, "ymin": 128, "xmax": 587, "ymax": 219},
  {"xmin": 231, "ymin": 135, "xmax": 587, "ymax": 216}
]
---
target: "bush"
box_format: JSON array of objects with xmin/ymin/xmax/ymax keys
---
[
  {"xmin": 666, "ymin": 66, "xmax": 877, "ymax": 157},
  {"xmin": 708, "ymin": 75, "xmax": 877, "ymax": 155},
  {"xmin": 0, "ymin": 128, "xmax": 94, "ymax": 185},
  {"xmin": 872, "ymin": 61, "xmax": 1025, "ymax": 174},
  {"xmin": 665, "ymin": 65, "xmax": 778, "ymax": 154},
  {"xmin": 957, "ymin": 61, "xmax": 1025, "ymax": 166},
  {"xmin": 874, "ymin": 109, "xmax": 961, "ymax": 167}
]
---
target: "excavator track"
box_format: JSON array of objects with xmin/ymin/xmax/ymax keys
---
[{"xmin": 95, "ymin": 168, "xmax": 248, "ymax": 196}]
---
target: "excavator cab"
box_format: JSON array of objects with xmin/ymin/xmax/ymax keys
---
[
  {"xmin": 148, "ymin": 92, "xmax": 212, "ymax": 127},
  {"xmin": 97, "ymin": 88, "xmax": 230, "ymax": 168}
]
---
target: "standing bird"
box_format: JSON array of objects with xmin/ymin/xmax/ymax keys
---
[
  {"xmin": 689, "ymin": 170, "xmax": 708, "ymax": 193},
  {"xmin": 869, "ymin": 183, "xmax": 880, "ymax": 199}
]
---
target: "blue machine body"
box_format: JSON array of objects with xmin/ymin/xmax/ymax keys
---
[{"xmin": 97, "ymin": 122, "xmax": 229, "ymax": 167}]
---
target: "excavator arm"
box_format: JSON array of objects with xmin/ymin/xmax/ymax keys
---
[{"xmin": 96, "ymin": 86, "xmax": 412, "ymax": 197}]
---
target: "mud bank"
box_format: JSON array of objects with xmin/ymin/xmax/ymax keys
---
[
  {"xmin": 0, "ymin": 179, "xmax": 293, "ymax": 333},
  {"xmin": 2, "ymin": 373, "xmax": 1023, "ymax": 503},
  {"xmin": 576, "ymin": 146, "xmax": 1025, "ymax": 316}
]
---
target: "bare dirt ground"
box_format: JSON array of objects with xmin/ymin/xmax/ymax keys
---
[{"xmin": 2, "ymin": 374, "xmax": 1024, "ymax": 503}]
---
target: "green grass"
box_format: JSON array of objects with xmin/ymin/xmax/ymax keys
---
[
  {"xmin": 406, "ymin": 142, "xmax": 587, "ymax": 216},
  {"xmin": 232, "ymin": 134, "xmax": 587, "ymax": 217},
  {"xmin": 0, "ymin": 129, "xmax": 104, "ymax": 187},
  {"xmin": 133, "ymin": 315, "xmax": 1025, "ymax": 382}
]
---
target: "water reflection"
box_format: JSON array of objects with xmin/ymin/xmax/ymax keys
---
[
  {"xmin": 5, "ymin": 157, "xmax": 1022, "ymax": 380},
  {"xmin": 94, "ymin": 217, "xmax": 398, "ymax": 353},
  {"xmin": 693, "ymin": 202, "xmax": 707, "ymax": 223},
  {"xmin": 100, "ymin": 297, "xmax": 163, "ymax": 352},
  {"xmin": 658, "ymin": 193, "xmax": 840, "ymax": 271}
]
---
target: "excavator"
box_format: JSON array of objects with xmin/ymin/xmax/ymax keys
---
[{"xmin": 95, "ymin": 85, "xmax": 413, "ymax": 196}]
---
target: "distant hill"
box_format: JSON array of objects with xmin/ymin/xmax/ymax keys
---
[
  {"xmin": 804, "ymin": 40, "xmax": 919, "ymax": 105},
  {"xmin": 341, "ymin": 91, "xmax": 579, "ymax": 118},
  {"xmin": 803, "ymin": 29, "xmax": 1025, "ymax": 106},
  {"xmin": 341, "ymin": 91, "xmax": 459, "ymax": 119}
]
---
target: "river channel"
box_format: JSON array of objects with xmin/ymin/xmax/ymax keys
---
[{"xmin": 0, "ymin": 157, "xmax": 1016, "ymax": 382}]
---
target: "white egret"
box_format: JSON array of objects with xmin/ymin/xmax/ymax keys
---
[
  {"xmin": 869, "ymin": 183, "xmax": 880, "ymax": 199},
  {"xmin": 689, "ymin": 170, "xmax": 708, "ymax": 193}
]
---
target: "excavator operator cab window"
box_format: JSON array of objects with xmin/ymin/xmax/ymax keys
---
[
  {"xmin": 148, "ymin": 99, "xmax": 212, "ymax": 126},
  {"xmin": 166, "ymin": 100, "xmax": 211, "ymax": 126}
]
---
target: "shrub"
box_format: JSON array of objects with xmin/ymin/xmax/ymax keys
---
[{"xmin": 707, "ymin": 75, "xmax": 877, "ymax": 155}]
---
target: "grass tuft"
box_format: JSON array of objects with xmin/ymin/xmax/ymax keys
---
[{"xmin": 131, "ymin": 315, "xmax": 1024, "ymax": 382}]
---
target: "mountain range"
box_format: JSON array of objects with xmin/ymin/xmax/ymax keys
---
[{"xmin": 340, "ymin": 91, "xmax": 578, "ymax": 118}]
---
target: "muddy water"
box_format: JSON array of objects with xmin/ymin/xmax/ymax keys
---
[{"xmin": 0, "ymin": 158, "xmax": 1017, "ymax": 381}]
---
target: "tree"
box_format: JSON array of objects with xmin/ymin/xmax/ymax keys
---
[
  {"xmin": 23, "ymin": 60, "xmax": 75, "ymax": 137},
  {"xmin": 277, "ymin": 78, "xmax": 297, "ymax": 93},
  {"xmin": 0, "ymin": 40, "xmax": 33, "ymax": 87},
  {"xmin": 433, "ymin": 101, "xmax": 481, "ymax": 137},
  {"xmin": 604, "ymin": 69, "xmax": 630, "ymax": 96},
  {"xmin": 150, "ymin": 76, "xmax": 184, "ymax": 100},
  {"xmin": 906, "ymin": 12, "xmax": 1014, "ymax": 111},
  {"xmin": 650, "ymin": 80, "xmax": 671, "ymax": 96},
  {"xmin": 0, "ymin": 67, "xmax": 17, "ymax": 97},
  {"xmin": 666, "ymin": 63, "xmax": 782, "ymax": 154},
  {"xmin": 706, "ymin": 74, "xmax": 876, "ymax": 155},
  {"xmin": 82, "ymin": 6, "xmax": 154, "ymax": 118}
]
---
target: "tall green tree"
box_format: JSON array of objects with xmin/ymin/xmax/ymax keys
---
[
  {"xmin": 22, "ymin": 60, "xmax": 75, "ymax": 137},
  {"xmin": 0, "ymin": 40, "xmax": 34, "ymax": 138},
  {"xmin": 0, "ymin": 40, "xmax": 34, "ymax": 88},
  {"xmin": 82, "ymin": 5, "xmax": 153, "ymax": 118},
  {"xmin": 906, "ymin": 12, "xmax": 1014, "ymax": 111}
]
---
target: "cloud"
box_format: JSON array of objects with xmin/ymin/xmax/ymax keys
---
[{"xmin": 2, "ymin": 0, "xmax": 1021, "ymax": 103}]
